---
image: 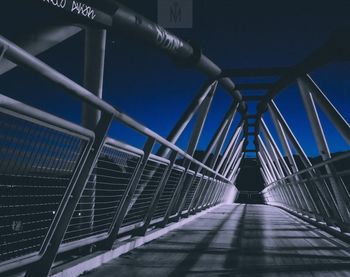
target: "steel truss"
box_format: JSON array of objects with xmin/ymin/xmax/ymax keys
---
[{"xmin": 0, "ymin": 1, "xmax": 349, "ymax": 277}]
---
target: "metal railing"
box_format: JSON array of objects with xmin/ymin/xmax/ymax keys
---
[
  {"xmin": 0, "ymin": 92, "xmax": 236, "ymax": 275},
  {"xmin": 262, "ymin": 152, "xmax": 350, "ymax": 231},
  {"xmin": 2, "ymin": 2, "xmax": 348, "ymax": 277},
  {"xmin": 0, "ymin": 32, "xmax": 238, "ymax": 275}
]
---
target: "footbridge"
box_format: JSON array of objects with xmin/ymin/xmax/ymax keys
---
[{"xmin": 0, "ymin": 1, "xmax": 350, "ymax": 276}]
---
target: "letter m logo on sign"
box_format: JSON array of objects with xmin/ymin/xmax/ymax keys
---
[{"xmin": 158, "ymin": 0, "xmax": 192, "ymax": 28}]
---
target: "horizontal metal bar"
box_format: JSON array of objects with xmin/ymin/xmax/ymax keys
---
[
  {"xmin": 58, "ymin": 233, "xmax": 108, "ymax": 254},
  {"xmin": 0, "ymin": 35, "xmax": 117, "ymax": 115},
  {"xmin": 0, "ymin": 94, "xmax": 94, "ymax": 139},
  {"xmin": 105, "ymin": 137, "xmax": 144, "ymax": 156},
  {"xmin": 263, "ymin": 151, "xmax": 350, "ymax": 188},
  {"xmin": 38, "ymin": 1, "xmax": 247, "ymax": 113},
  {"xmin": 0, "ymin": 35, "xmax": 233, "ymax": 183}
]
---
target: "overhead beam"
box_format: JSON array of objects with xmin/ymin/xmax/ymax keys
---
[
  {"xmin": 256, "ymin": 28, "xmax": 350, "ymax": 128},
  {"xmin": 38, "ymin": 0, "xmax": 247, "ymax": 113}
]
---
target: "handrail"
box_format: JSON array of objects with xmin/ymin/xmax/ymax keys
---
[
  {"xmin": 0, "ymin": 34, "xmax": 232, "ymax": 183},
  {"xmin": 262, "ymin": 151, "xmax": 350, "ymax": 190}
]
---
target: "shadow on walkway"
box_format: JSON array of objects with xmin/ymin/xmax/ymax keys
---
[{"xmin": 84, "ymin": 204, "xmax": 350, "ymax": 277}]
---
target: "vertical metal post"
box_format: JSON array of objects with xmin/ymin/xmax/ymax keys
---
[
  {"xmin": 185, "ymin": 174, "xmax": 206, "ymax": 215},
  {"xmin": 138, "ymin": 151, "xmax": 178, "ymax": 235},
  {"xmin": 25, "ymin": 113, "xmax": 113, "ymax": 277},
  {"xmin": 206, "ymin": 181, "xmax": 220, "ymax": 207},
  {"xmin": 161, "ymin": 160, "xmax": 191, "ymax": 226},
  {"xmin": 100, "ymin": 137, "xmax": 156, "ymax": 250},
  {"xmin": 82, "ymin": 28, "xmax": 106, "ymax": 129},
  {"xmin": 202, "ymin": 179, "xmax": 216, "ymax": 208},
  {"xmin": 299, "ymin": 78, "xmax": 350, "ymax": 227},
  {"xmin": 210, "ymin": 182, "xmax": 222, "ymax": 206},
  {"xmin": 81, "ymin": 27, "xmax": 107, "ymax": 245},
  {"xmin": 188, "ymin": 176, "xmax": 207, "ymax": 212},
  {"xmin": 176, "ymin": 166, "xmax": 201, "ymax": 217},
  {"xmin": 195, "ymin": 177, "xmax": 212, "ymax": 211}
]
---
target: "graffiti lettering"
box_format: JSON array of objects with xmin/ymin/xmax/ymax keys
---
[
  {"xmin": 71, "ymin": 1, "xmax": 96, "ymax": 19},
  {"xmin": 43, "ymin": 0, "xmax": 66, "ymax": 9},
  {"xmin": 155, "ymin": 26, "xmax": 183, "ymax": 53}
]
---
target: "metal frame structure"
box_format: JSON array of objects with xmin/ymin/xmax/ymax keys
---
[
  {"xmin": 0, "ymin": 1, "xmax": 349, "ymax": 277},
  {"xmin": 0, "ymin": 2, "xmax": 242, "ymax": 276}
]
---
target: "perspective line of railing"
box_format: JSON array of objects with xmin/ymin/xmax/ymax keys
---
[{"xmin": 0, "ymin": 31, "xmax": 238, "ymax": 277}]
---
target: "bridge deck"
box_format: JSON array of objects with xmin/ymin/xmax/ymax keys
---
[{"xmin": 84, "ymin": 204, "xmax": 350, "ymax": 276}]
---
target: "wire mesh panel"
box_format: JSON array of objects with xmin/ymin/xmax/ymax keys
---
[
  {"xmin": 0, "ymin": 109, "xmax": 90, "ymax": 264},
  {"xmin": 121, "ymin": 158, "xmax": 168, "ymax": 229},
  {"xmin": 190, "ymin": 176, "xmax": 208, "ymax": 211},
  {"xmin": 196, "ymin": 177, "xmax": 211, "ymax": 209},
  {"xmin": 213, "ymin": 181, "xmax": 223, "ymax": 204},
  {"xmin": 171, "ymin": 170, "xmax": 195, "ymax": 216},
  {"xmin": 151, "ymin": 165, "xmax": 184, "ymax": 222},
  {"xmin": 181, "ymin": 174, "xmax": 202, "ymax": 213},
  {"xmin": 62, "ymin": 144, "xmax": 141, "ymax": 245},
  {"xmin": 263, "ymin": 152, "xmax": 350, "ymax": 229},
  {"xmin": 211, "ymin": 181, "xmax": 221, "ymax": 204},
  {"xmin": 202, "ymin": 179, "xmax": 215, "ymax": 207}
]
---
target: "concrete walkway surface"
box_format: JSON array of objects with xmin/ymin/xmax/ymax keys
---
[{"xmin": 82, "ymin": 204, "xmax": 350, "ymax": 276}]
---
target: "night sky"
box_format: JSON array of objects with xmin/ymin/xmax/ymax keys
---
[{"xmin": 0, "ymin": 0, "xmax": 349, "ymax": 160}]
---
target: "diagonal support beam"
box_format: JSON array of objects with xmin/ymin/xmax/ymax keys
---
[
  {"xmin": 215, "ymin": 123, "xmax": 243, "ymax": 172},
  {"xmin": 158, "ymin": 81, "xmax": 218, "ymax": 158},
  {"xmin": 187, "ymin": 82, "xmax": 217, "ymax": 156},
  {"xmin": 224, "ymin": 138, "xmax": 245, "ymax": 178},
  {"xmin": 211, "ymin": 104, "xmax": 238, "ymax": 168},
  {"xmin": 202, "ymin": 101, "xmax": 239, "ymax": 165},
  {"xmin": 269, "ymin": 101, "xmax": 342, "ymax": 223},
  {"xmin": 299, "ymin": 78, "xmax": 350, "ymax": 226},
  {"xmin": 300, "ymin": 74, "xmax": 350, "ymax": 144}
]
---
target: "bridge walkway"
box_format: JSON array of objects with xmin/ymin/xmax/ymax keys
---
[{"xmin": 83, "ymin": 204, "xmax": 350, "ymax": 277}]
